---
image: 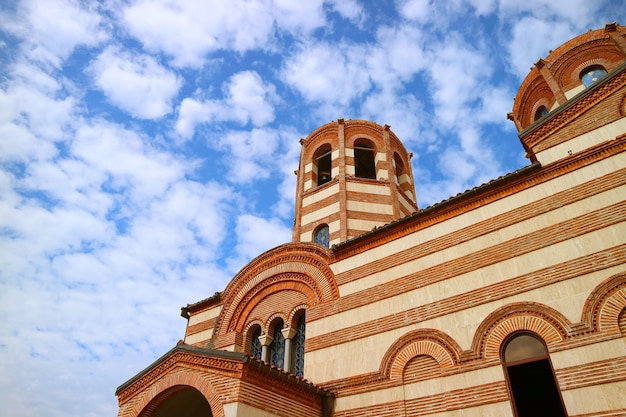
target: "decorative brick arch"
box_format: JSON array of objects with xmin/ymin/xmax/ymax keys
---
[
  {"xmin": 380, "ymin": 329, "xmax": 461, "ymax": 381},
  {"xmin": 243, "ymin": 321, "xmax": 263, "ymax": 353},
  {"xmin": 517, "ymin": 75, "xmax": 555, "ymax": 128},
  {"xmin": 231, "ymin": 275, "xmax": 317, "ymax": 333},
  {"xmin": 266, "ymin": 312, "xmax": 288, "ymax": 333},
  {"xmin": 347, "ymin": 133, "xmax": 385, "ymax": 152},
  {"xmin": 581, "ymin": 272, "xmax": 626, "ymax": 334},
  {"xmin": 129, "ymin": 370, "xmax": 225, "ymax": 417},
  {"xmin": 214, "ymin": 243, "xmax": 337, "ymax": 340},
  {"xmin": 287, "ymin": 304, "xmax": 308, "ymax": 329},
  {"xmin": 343, "ymin": 120, "xmax": 386, "ymax": 147},
  {"xmin": 473, "ymin": 302, "xmax": 571, "ymax": 359},
  {"xmin": 302, "ymin": 122, "xmax": 340, "ymax": 161},
  {"xmin": 511, "ymin": 24, "xmax": 626, "ymax": 131}
]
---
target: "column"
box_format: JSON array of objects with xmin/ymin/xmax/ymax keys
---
[
  {"xmin": 281, "ymin": 327, "xmax": 297, "ymax": 373},
  {"xmin": 258, "ymin": 334, "xmax": 273, "ymax": 364}
]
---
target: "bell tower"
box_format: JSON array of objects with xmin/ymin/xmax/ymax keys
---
[{"xmin": 293, "ymin": 119, "xmax": 418, "ymax": 247}]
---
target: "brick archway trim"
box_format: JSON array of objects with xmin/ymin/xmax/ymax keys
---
[
  {"xmin": 214, "ymin": 243, "xmax": 337, "ymax": 338},
  {"xmin": 132, "ymin": 373, "xmax": 224, "ymax": 417},
  {"xmin": 117, "ymin": 344, "xmax": 332, "ymax": 417},
  {"xmin": 230, "ymin": 274, "xmax": 319, "ymax": 333},
  {"xmin": 380, "ymin": 328, "xmax": 461, "ymax": 381},
  {"xmin": 581, "ymin": 272, "xmax": 626, "ymax": 333},
  {"xmin": 472, "ymin": 302, "xmax": 572, "ymax": 359},
  {"xmin": 116, "ymin": 345, "xmax": 243, "ymax": 417}
]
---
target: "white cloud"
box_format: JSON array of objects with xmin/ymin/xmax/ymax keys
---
[
  {"xmin": 0, "ymin": 0, "xmax": 107, "ymax": 68},
  {"xmin": 281, "ymin": 41, "xmax": 371, "ymax": 114},
  {"xmin": 122, "ymin": 0, "xmax": 275, "ymax": 67},
  {"xmin": 327, "ymin": 0, "xmax": 365, "ymax": 23},
  {"xmin": 176, "ymin": 71, "xmax": 277, "ymax": 139},
  {"xmin": 506, "ymin": 16, "xmax": 575, "ymax": 78},
  {"xmin": 227, "ymin": 71, "xmax": 278, "ymax": 126},
  {"xmin": 360, "ymin": 90, "xmax": 424, "ymax": 146},
  {"xmin": 217, "ymin": 128, "xmax": 281, "ymax": 184},
  {"xmin": 466, "ymin": 0, "xmax": 497, "ymax": 15},
  {"xmin": 398, "ymin": 0, "xmax": 432, "ymax": 22},
  {"xmin": 22, "ymin": 158, "xmax": 114, "ymax": 217},
  {"xmin": 230, "ymin": 213, "xmax": 292, "ymax": 266},
  {"xmin": 71, "ymin": 120, "xmax": 188, "ymax": 200},
  {"xmin": 175, "ymin": 97, "xmax": 220, "ymax": 139},
  {"xmin": 272, "ymin": 0, "xmax": 327, "ymax": 34},
  {"xmin": 440, "ymin": 148, "xmax": 477, "ymax": 183},
  {"xmin": 368, "ymin": 25, "xmax": 426, "ymax": 89},
  {"xmin": 426, "ymin": 40, "xmax": 488, "ymax": 124},
  {"xmin": 0, "ymin": 122, "xmax": 58, "ymax": 164},
  {"xmin": 272, "ymin": 127, "xmax": 303, "ymax": 218},
  {"xmin": 110, "ymin": 180, "xmax": 233, "ymax": 270},
  {"xmin": 498, "ymin": 0, "xmax": 603, "ymax": 26},
  {"xmin": 475, "ymin": 85, "xmax": 515, "ymax": 126},
  {"xmin": 0, "ymin": 76, "xmax": 75, "ymax": 143},
  {"xmin": 87, "ymin": 46, "xmax": 182, "ymax": 119}
]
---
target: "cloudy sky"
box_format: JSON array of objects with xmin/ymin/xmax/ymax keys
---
[{"xmin": 1, "ymin": 0, "xmax": 624, "ymax": 416}]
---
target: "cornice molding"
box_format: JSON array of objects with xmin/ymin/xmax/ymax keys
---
[{"xmin": 332, "ymin": 134, "xmax": 626, "ymax": 261}]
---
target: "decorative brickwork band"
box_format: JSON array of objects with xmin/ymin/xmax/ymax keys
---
[
  {"xmin": 473, "ymin": 302, "xmax": 571, "ymax": 359},
  {"xmin": 213, "ymin": 243, "xmax": 338, "ymax": 346},
  {"xmin": 380, "ymin": 329, "xmax": 461, "ymax": 381},
  {"xmin": 581, "ymin": 272, "xmax": 626, "ymax": 334}
]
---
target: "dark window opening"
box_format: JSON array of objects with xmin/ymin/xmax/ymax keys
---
[
  {"xmin": 503, "ymin": 333, "xmax": 567, "ymax": 417},
  {"xmin": 394, "ymin": 152, "xmax": 407, "ymax": 188},
  {"xmin": 354, "ymin": 143, "xmax": 376, "ymax": 179},
  {"xmin": 250, "ymin": 327, "xmax": 262, "ymax": 360},
  {"xmin": 293, "ymin": 313, "xmax": 306, "ymax": 377},
  {"xmin": 270, "ymin": 320, "xmax": 285, "ymax": 369},
  {"xmin": 317, "ymin": 151, "xmax": 332, "ymax": 186},
  {"xmin": 535, "ymin": 106, "xmax": 549, "ymax": 121}
]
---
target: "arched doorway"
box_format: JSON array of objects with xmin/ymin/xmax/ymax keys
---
[
  {"xmin": 502, "ymin": 333, "xmax": 567, "ymax": 417},
  {"xmin": 139, "ymin": 386, "xmax": 213, "ymax": 417}
]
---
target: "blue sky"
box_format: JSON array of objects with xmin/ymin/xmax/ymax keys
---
[{"xmin": 1, "ymin": 1, "xmax": 624, "ymax": 416}]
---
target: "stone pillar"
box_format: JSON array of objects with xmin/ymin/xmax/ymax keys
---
[
  {"xmin": 259, "ymin": 334, "xmax": 273, "ymax": 363},
  {"xmin": 281, "ymin": 327, "xmax": 297, "ymax": 373}
]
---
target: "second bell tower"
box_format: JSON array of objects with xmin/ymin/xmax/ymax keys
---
[{"xmin": 293, "ymin": 119, "xmax": 418, "ymax": 247}]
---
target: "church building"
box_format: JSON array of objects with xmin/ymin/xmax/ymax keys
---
[{"xmin": 116, "ymin": 24, "xmax": 626, "ymax": 417}]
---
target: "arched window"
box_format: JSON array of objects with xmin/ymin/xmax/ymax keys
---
[
  {"xmin": 393, "ymin": 152, "xmax": 411, "ymax": 191},
  {"xmin": 314, "ymin": 144, "xmax": 332, "ymax": 186},
  {"xmin": 354, "ymin": 139, "xmax": 376, "ymax": 179},
  {"xmin": 249, "ymin": 326, "xmax": 262, "ymax": 360},
  {"xmin": 314, "ymin": 224, "xmax": 329, "ymax": 248},
  {"xmin": 394, "ymin": 153, "xmax": 405, "ymax": 183},
  {"xmin": 293, "ymin": 313, "xmax": 306, "ymax": 377},
  {"xmin": 580, "ymin": 66, "xmax": 607, "ymax": 87},
  {"xmin": 502, "ymin": 333, "xmax": 567, "ymax": 417},
  {"xmin": 270, "ymin": 319, "xmax": 285, "ymax": 369},
  {"xmin": 534, "ymin": 106, "xmax": 549, "ymax": 121}
]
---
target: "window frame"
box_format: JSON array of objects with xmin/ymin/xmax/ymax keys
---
[
  {"xmin": 313, "ymin": 144, "xmax": 332, "ymax": 187},
  {"xmin": 501, "ymin": 332, "xmax": 568, "ymax": 417},
  {"xmin": 353, "ymin": 139, "xmax": 377, "ymax": 180},
  {"xmin": 580, "ymin": 65, "xmax": 607, "ymax": 88},
  {"xmin": 313, "ymin": 224, "xmax": 330, "ymax": 248}
]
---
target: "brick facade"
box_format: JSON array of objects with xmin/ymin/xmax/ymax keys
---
[{"xmin": 117, "ymin": 25, "xmax": 626, "ymax": 417}]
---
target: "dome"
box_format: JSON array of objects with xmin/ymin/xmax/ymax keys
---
[{"xmin": 510, "ymin": 23, "xmax": 626, "ymax": 133}]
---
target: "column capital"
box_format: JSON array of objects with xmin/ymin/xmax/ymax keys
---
[
  {"xmin": 281, "ymin": 327, "xmax": 297, "ymax": 340},
  {"xmin": 258, "ymin": 334, "xmax": 273, "ymax": 346}
]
